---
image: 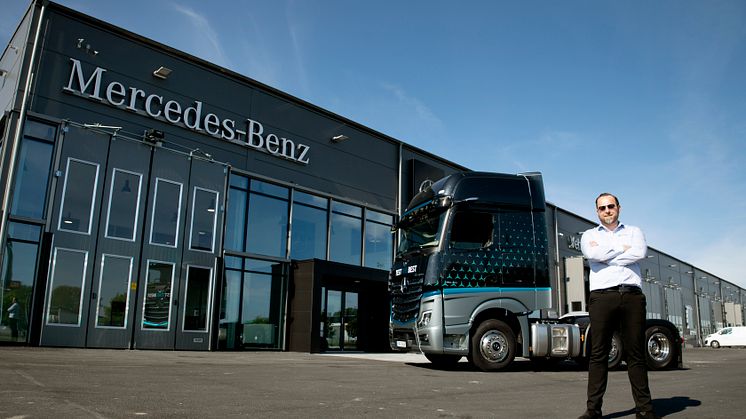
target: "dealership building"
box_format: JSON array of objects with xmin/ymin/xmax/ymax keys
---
[{"xmin": 1, "ymin": 1, "xmax": 743, "ymax": 352}]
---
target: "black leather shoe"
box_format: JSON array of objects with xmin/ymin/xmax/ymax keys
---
[
  {"xmin": 578, "ymin": 410, "xmax": 602, "ymax": 419},
  {"xmin": 635, "ymin": 411, "xmax": 661, "ymax": 419}
]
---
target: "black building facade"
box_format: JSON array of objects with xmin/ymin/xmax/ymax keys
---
[{"xmin": 1, "ymin": 1, "xmax": 743, "ymax": 351}]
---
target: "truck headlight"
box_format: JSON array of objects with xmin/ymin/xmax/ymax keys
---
[{"xmin": 418, "ymin": 311, "xmax": 432, "ymax": 327}]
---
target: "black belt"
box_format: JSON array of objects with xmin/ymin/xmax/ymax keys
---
[{"xmin": 595, "ymin": 285, "xmax": 642, "ymax": 293}]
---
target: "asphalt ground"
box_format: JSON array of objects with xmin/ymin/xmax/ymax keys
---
[{"xmin": 1, "ymin": 346, "xmax": 744, "ymax": 418}]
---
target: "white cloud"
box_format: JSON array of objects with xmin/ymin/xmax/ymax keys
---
[{"xmin": 170, "ymin": 2, "xmax": 230, "ymax": 68}]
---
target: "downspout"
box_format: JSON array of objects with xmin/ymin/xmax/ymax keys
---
[{"xmin": 0, "ymin": 2, "xmax": 47, "ymax": 248}]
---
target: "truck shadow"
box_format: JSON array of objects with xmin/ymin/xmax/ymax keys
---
[
  {"xmin": 405, "ymin": 358, "xmax": 691, "ymax": 373},
  {"xmin": 604, "ymin": 396, "xmax": 702, "ymax": 418},
  {"xmin": 405, "ymin": 358, "xmax": 587, "ymax": 373}
]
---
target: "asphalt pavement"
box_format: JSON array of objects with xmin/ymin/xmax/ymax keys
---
[{"xmin": 1, "ymin": 346, "xmax": 744, "ymax": 418}]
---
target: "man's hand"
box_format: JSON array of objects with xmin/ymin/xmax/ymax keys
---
[
  {"xmin": 623, "ymin": 245, "xmax": 631, "ymax": 251},
  {"xmin": 590, "ymin": 241, "xmax": 598, "ymax": 247}
]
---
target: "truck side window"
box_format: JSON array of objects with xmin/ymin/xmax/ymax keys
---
[{"xmin": 449, "ymin": 211, "xmax": 494, "ymax": 250}]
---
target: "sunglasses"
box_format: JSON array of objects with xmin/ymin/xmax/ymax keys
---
[{"xmin": 597, "ymin": 203, "xmax": 617, "ymax": 211}]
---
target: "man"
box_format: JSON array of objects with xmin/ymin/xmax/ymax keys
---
[{"xmin": 578, "ymin": 193, "xmax": 659, "ymax": 419}]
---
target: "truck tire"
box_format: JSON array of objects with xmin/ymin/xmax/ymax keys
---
[
  {"xmin": 645, "ymin": 325, "xmax": 678, "ymax": 370},
  {"xmin": 576, "ymin": 329, "xmax": 623, "ymax": 370},
  {"xmin": 608, "ymin": 333, "xmax": 623, "ymax": 370},
  {"xmin": 470, "ymin": 319, "xmax": 516, "ymax": 371},
  {"xmin": 710, "ymin": 340, "xmax": 720, "ymax": 349},
  {"xmin": 425, "ymin": 353, "xmax": 462, "ymax": 367}
]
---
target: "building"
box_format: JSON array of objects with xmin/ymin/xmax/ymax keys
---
[{"xmin": 1, "ymin": 1, "xmax": 743, "ymax": 351}]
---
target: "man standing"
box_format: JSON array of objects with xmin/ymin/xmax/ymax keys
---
[{"xmin": 578, "ymin": 193, "xmax": 659, "ymax": 419}]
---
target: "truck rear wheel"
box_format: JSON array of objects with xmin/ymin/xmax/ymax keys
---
[
  {"xmin": 645, "ymin": 325, "xmax": 678, "ymax": 370},
  {"xmin": 608, "ymin": 333, "xmax": 623, "ymax": 370},
  {"xmin": 470, "ymin": 319, "xmax": 516, "ymax": 371}
]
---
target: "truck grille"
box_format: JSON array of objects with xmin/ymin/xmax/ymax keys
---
[{"xmin": 390, "ymin": 274, "xmax": 424, "ymax": 323}]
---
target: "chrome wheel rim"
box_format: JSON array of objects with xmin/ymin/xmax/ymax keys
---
[
  {"xmin": 479, "ymin": 330, "xmax": 509, "ymax": 363},
  {"xmin": 647, "ymin": 332, "xmax": 671, "ymax": 362},
  {"xmin": 609, "ymin": 337, "xmax": 620, "ymax": 362}
]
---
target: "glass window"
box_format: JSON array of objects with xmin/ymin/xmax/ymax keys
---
[
  {"xmin": 219, "ymin": 258, "xmax": 286, "ymax": 350},
  {"xmin": 225, "ymin": 187, "xmax": 247, "ymax": 251},
  {"xmin": 330, "ymin": 205, "xmax": 362, "ymax": 265},
  {"xmin": 24, "ymin": 119, "xmax": 57, "ymax": 140},
  {"xmin": 450, "ymin": 211, "xmax": 494, "ymax": 250},
  {"xmin": 365, "ymin": 218, "xmax": 393, "ymax": 270},
  {"xmin": 95, "ymin": 255, "xmax": 133, "ymax": 328},
  {"xmin": 105, "ymin": 169, "xmax": 142, "ymax": 241},
  {"xmin": 294, "ymin": 191, "xmax": 328, "ymax": 209},
  {"xmin": 58, "ymin": 159, "xmax": 100, "ymax": 234},
  {"xmin": 8, "ymin": 222, "xmax": 41, "ymax": 241},
  {"xmin": 250, "ymin": 179, "xmax": 288, "ymax": 199},
  {"xmin": 224, "ymin": 256, "xmax": 242, "ymax": 270},
  {"xmin": 332, "ymin": 201, "xmax": 362, "ymax": 217},
  {"xmin": 291, "ymin": 198, "xmax": 328, "ymax": 261},
  {"xmin": 246, "ymin": 191, "xmax": 288, "ymax": 258},
  {"xmin": 219, "ymin": 270, "xmax": 242, "ymax": 348},
  {"xmin": 142, "ymin": 261, "xmax": 175, "ymax": 330},
  {"xmin": 1, "ymin": 222, "xmax": 41, "ymax": 342},
  {"xmin": 150, "ymin": 179, "xmax": 183, "ymax": 247},
  {"xmin": 241, "ymin": 271, "xmax": 276, "ymax": 346},
  {"xmin": 183, "ymin": 266, "xmax": 212, "ymax": 331},
  {"xmin": 366, "ymin": 210, "xmax": 393, "ymax": 225},
  {"xmin": 230, "ymin": 174, "xmax": 248, "ymax": 190},
  {"xmin": 189, "ymin": 188, "xmax": 219, "ymax": 252},
  {"xmin": 10, "ymin": 138, "xmax": 54, "ymax": 219},
  {"xmin": 46, "ymin": 248, "xmax": 88, "ymax": 326}
]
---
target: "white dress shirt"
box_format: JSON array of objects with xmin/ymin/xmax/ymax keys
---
[{"xmin": 581, "ymin": 223, "xmax": 647, "ymax": 291}]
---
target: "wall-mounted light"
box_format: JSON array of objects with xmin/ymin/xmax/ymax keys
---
[
  {"xmin": 0, "ymin": 69, "xmax": 7, "ymax": 77},
  {"xmin": 144, "ymin": 128, "xmax": 164, "ymax": 146},
  {"xmin": 668, "ymin": 264, "xmax": 677, "ymax": 268},
  {"xmin": 153, "ymin": 66, "xmax": 173, "ymax": 80},
  {"xmin": 331, "ymin": 134, "xmax": 349, "ymax": 143}
]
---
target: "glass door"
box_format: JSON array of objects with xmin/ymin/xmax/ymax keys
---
[{"xmin": 320, "ymin": 288, "xmax": 358, "ymax": 351}]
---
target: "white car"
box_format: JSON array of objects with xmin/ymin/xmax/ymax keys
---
[{"xmin": 704, "ymin": 326, "xmax": 746, "ymax": 348}]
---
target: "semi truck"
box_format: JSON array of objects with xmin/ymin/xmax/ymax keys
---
[{"xmin": 388, "ymin": 171, "xmax": 682, "ymax": 371}]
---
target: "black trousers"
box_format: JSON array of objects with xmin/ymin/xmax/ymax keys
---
[{"xmin": 587, "ymin": 288, "xmax": 653, "ymax": 413}]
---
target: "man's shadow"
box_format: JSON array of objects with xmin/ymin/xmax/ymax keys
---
[{"xmin": 605, "ymin": 396, "xmax": 702, "ymax": 418}]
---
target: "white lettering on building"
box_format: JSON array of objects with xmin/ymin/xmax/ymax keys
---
[{"xmin": 62, "ymin": 58, "xmax": 311, "ymax": 165}]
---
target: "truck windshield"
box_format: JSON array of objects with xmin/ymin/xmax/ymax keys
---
[{"xmin": 397, "ymin": 211, "xmax": 446, "ymax": 255}]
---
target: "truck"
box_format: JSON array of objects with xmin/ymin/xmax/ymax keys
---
[{"xmin": 388, "ymin": 171, "xmax": 682, "ymax": 371}]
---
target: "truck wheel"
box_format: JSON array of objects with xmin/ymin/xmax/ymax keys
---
[
  {"xmin": 470, "ymin": 319, "xmax": 516, "ymax": 371},
  {"xmin": 645, "ymin": 325, "xmax": 678, "ymax": 370},
  {"xmin": 608, "ymin": 333, "xmax": 623, "ymax": 370},
  {"xmin": 710, "ymin": 340, "xmax": 720, "ymax": 349},
  {"xmin": 425, "ymin": 353, "xmax": 462, "ymax": 367},
  {"xmin": 576, "ymin": 330, "xmax": 622, "ymax": 370}
]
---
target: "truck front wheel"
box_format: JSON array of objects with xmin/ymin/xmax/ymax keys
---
[{"xmin": 470, "ymin": 319, "xmax": 516, "ymax": 371}]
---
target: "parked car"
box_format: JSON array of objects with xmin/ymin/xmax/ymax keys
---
[{"xmin": 704, "ymin": 326, "xmax": 746, "ymax": 348}]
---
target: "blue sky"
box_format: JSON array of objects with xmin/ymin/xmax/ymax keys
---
[{"xmin": 2, "ymin": 1, "xmax": 745, "ymax": 288}]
